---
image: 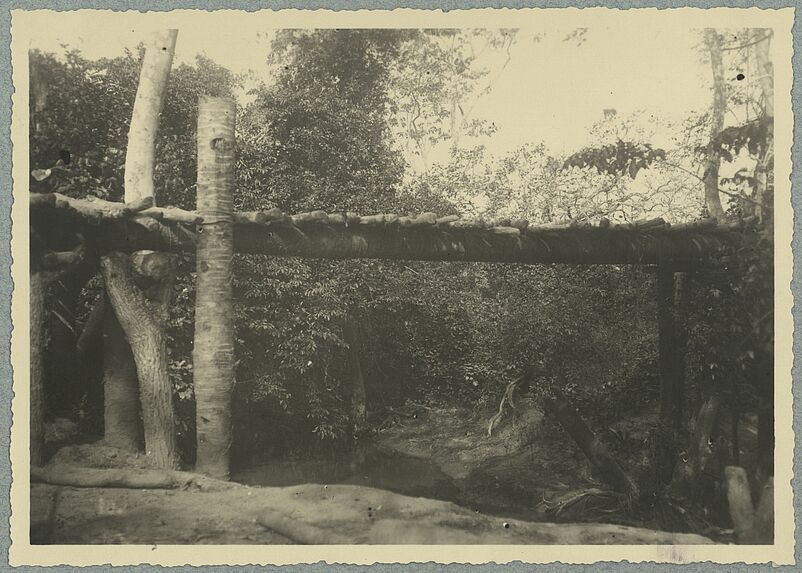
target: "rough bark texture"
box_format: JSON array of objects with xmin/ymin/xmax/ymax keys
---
[
  {"xmin": 703, "ymin": 29, "xmax": 727, "ymax": 221},
  {"xmin": 124, "ymin": 29, "xmax": 177, "ymax": 203},
  {"xmin": 100, "ymin": 252, "xmax": 177, "ymax": 469},
  {"xmin": 343, "ymin": 320, "xmax": 367, "ymax": 432},
  {"xmin": 545, "ymin": 389, "xmax": 638, "ymax": 495},
  {"xmin": 30, "ymin": 272, "xmax": 47, "ymax": 466},
  {"xmin": 193, "ymin": 97, "xmax": 236, "ymax": 479},
  {"xmin": 102, "ymin": 300, "xmax": 142, "ymax": 452}
]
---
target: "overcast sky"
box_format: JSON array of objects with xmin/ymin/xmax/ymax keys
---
[{"xmin": 27, "ymin": 12, "xmax": 714, "ymax": 158}]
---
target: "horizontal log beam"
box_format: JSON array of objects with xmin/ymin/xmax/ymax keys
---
[
  {"xmin": 30, "ymin": 193, "xmax": 743, "ymax": 266},
  {"xmin": 233, "ymin": 222, "xmax": 737, "ymax": 266}
]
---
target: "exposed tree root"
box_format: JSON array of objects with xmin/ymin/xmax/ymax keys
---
[{"xmin": 31, "ymin": 464, "xmax": 243, "ymax": 492}]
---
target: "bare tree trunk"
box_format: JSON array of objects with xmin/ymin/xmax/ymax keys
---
[
  {"xmin": 753, "ymin": 30, "xmax": 774, "ymax": 118},
  {"xmin": 343, "ymin": 319, "xmax": 367, "ymax": 433},
  {"xmin": 99, "ymin": 29, "xmax": 178, "ymax": 459},
  {"xmin": 752, "ymin": 30, "xmax": 774, "ymax": 227},
  {"xmin": 194, "ymin": 97, "xmax": 236, "ymax": 479},
  {"xmin": 102, "ymin": 298, "xmax": 142, "ymax": 452},
  {"xmin": 703, "ymin": 29, "xmax": 727, "ymax": 221},
  {"xmin": 100, "ymin": 252, "xmax": 178, "ymax": 469},
  {"xmin": 125, "ymin": 29, "xmax": 178, "ymax": 204}
]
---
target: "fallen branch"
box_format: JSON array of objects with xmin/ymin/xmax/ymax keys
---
[
  {"xmin": 487, "ymin": 378, "xmax": 519, "ymax": 437},
  {"xmin": 545, "ymin": 388, "xmax": 639, "ymax": 495}
]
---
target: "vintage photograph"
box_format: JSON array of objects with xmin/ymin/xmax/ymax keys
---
[{"xmin": 9, "ymin": 7, "xmax": 795, "ymax": 566}]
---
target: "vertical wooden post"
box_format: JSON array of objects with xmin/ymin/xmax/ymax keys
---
[
  {"xmin": 194, "ymin": 96, "xmax": 236, "ymax": 479},
  {"xmin": 656, "ymin": 264, "xmax": 685, "ymax": 485},
  {"xmin": 673, "ymin": 271, "xmax": 689, "ymax": 432}
]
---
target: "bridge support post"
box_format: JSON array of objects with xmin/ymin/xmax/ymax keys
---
[
  {"xmin": 193, "ymin": 96, "xmax": 236, "ymax": 479},
  {"xmin": 655, "ymin": 264, "xmax": 687, "ymax": 486}
]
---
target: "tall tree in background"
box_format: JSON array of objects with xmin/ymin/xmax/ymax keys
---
[
  {"xmin": 702, "ymin": 29, "xmax": 727, "ymax": 221},
  {"xmin": 751, "ymin": 29, "xmax": 774, "ymax": 225},
  {"xmin": 390, "ymin": 29, "xmax": 517, "ymax": 171},
  {"xmin": 239, "ymin": 29, "xmax": 407, "ymax": 214}
]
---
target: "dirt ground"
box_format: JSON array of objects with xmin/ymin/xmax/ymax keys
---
[
  {"xmin": 30, "ymin": 481, "xmax": 714, "ymax": 545},
  {"xmin": 30, "ymin": 402, "xmax": 736, "ymax": 545}
]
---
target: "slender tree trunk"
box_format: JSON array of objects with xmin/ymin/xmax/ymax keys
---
[
  {"xmin": 752, "ymin": 30, "xmax": 774, "ymax": 227},
  {"xmin": 102, "ymin": 298, "xmax": 142, "ymax": 452},
  {"xmin": 194, "ymin": 97, "xmax": 236, "ymax": 479},
  {"xmin": 100, "ymin": 29, "xmax": 178, "ymax": 457},
  {"xmin": 125, "ymin": 29, "xmax": 178, "ymax": 204},
  {"xmin": 343, "ymin": 319, "xmax": 367, "ymax": 433},
  {"xmin": 101, "ymin": 252, "xmax": 178, "ymax": 469},
  {"xmin": 703, "ymin": 29, "xmax": 727, "ymax": 221},
  {"xmin": 30, "ymin": 272, "xmax": 48, "ymax": 466},
  {"xmin": 753, "ymin": 30, "xmax": 774, "ymax": 118}
]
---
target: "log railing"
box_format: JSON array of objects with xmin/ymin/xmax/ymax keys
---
[{"xmin": 30, "ymin": 193, "xmax": 746, "ymax": 267}]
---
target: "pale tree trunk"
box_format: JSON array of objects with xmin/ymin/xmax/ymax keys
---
[
  {"xmin": 125, "ymin": 29, "xmax": 178, "ymax": 204},
  {"xmin": 101, "ymin": 251, "xmax": 178, "ymax": 469},
  {"xmin": 194, "ymin": 96, "xmax": 236, "ymax": 479},
  {"xmin": 102, "ymin": 29, "xmax": 178, "ymax": 454},
  {"xmin": 752, "ymin": 30, "xmax": 774, "ymax": 226},
  {"xmin": 703, "ymin": 29, "xmax": 727, "ymax": 221},
  {"xmin": 753, "ymin": 30, "xmax": 774, "ymax": 118}
]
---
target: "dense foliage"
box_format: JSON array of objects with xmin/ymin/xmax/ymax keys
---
[{"xmin": 32, "ymin": 27, "xmax": 773, "ymax": 526}]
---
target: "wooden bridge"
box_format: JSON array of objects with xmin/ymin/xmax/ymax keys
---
[{"xmin": 31, "ymin": 191, "xmax": 744, "ymax": 267}]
